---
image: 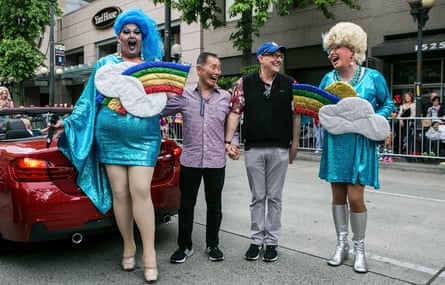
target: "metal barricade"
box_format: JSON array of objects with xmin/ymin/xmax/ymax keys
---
[
  {"xmin": 161, "ymin": 115, "xmax": 183, "ymax": 143},
  {"xmin": 387, "ymin": 116, "xmax": 445, "ymax": 161},
  {"xmin": 162, "ymin": 114, "xmax": 445, "ymax": 163},
  {"xmin": 299, "ymin": 121, "xmax": 314, "ymax": 150}
]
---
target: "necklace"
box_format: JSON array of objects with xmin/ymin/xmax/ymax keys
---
[{"xmin": 333, "ymin": 65, "xmax": 362, "ymax": 86}]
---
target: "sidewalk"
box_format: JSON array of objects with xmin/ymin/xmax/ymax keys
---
[{"xmin": 295, "ymin": 150, "xmax": 445, "ymax": 174}]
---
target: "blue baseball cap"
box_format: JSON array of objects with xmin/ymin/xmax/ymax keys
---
[{"xmin": 256, "ymin": 42, "xmax": 287, "ymax": 58}]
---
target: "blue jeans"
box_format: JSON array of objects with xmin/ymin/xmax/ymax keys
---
[{"xmin": 314, "ymin": 125, "xmax": 324, "ymax": 150}]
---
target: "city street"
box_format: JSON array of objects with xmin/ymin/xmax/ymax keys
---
[{"xmin": 0, "ymin": 153, "xmax": 444, "ymax": 285}]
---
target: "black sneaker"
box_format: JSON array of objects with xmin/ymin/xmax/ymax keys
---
[
  {"xmin": 262, "ymin": 245, "xmax": 278, "ymax": 262},
  {"xmin": 245, "ymin": 244, "xmax": 262, "ymax": 261},
  {"xmin": 170, "ymin": 247, "xmax": 194, "ymax": 264},
  {"xmin": 206, "ymin": 246, "xmax": 224, "ymax": 261}
]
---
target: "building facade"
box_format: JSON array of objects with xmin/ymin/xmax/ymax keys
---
[
  {"xmin": 23, "ymin": 0, "xmax": 445, "ymax": 107},
  {"xmin": 26, "ymin": 0, "xmax": 201, "ymax": 106},
  {"xmin": 205, "ymin": 0, "xmax": 445, "ymax": 105}
]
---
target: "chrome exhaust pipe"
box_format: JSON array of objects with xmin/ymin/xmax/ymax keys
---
[
  {"xmin": 71, "ymin": 232, "xmax": 84, "ymax": 244},
  {"xmin": 161, "ymin": 215, "xmax": 171, "ymax": 224}
]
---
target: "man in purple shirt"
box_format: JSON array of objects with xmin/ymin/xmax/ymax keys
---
[{"xmin": 161, "ymin": 52, "xmax": 239, "ymax": 263}]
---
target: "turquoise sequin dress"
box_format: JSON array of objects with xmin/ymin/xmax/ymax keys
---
[
  {"xmin": 318, "ymin": 68, "xmax": 393, "ymax": 189},
  {"xmin": 58, "ymin": 54, "xmax": 161, "ymax": 214}
]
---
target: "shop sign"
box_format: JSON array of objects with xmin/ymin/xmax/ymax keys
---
[{"xmin": 92, "ymin": 7, "xmax": 121, "ymax": 29}]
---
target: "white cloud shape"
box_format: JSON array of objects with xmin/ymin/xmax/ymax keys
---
[
  {"xmin": 319, "ymin": 97, "xmax": 389, "ymax": 141},
  {"xmin": 95, "ymin": 62, "xmax": 167, "ymax": 117}
]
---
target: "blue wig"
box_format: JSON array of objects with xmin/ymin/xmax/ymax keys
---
[{"xmin": 114, "ymin": 9, "xmax": 164, "ymax": 62}]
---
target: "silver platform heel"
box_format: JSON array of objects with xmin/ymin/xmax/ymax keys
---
[
  {"xmin": 350, "ymin": 211, "xmax": 368, "ymax": 273},
  {"xmin": 327, "ymin": 204, "xmax": 350, "ymax": 266}
]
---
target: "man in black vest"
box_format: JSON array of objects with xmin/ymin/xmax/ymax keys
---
[{"xmin": 224, "ymin": 42, "xmax": 300, "ymax": 262}]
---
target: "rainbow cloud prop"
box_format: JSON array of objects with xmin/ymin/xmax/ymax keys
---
[
  {"xmin": 292, "ymin": 82, "xmax": 357, "ymax": 118},
  {"xmin": 95, "ymin": 61, "xmax": 190, "ymax": 117},
  {"xmin": 319, "ymin": 97, "xmax": 390, "ymax": 141},
  {"xmin": 122, "ymin": 61, "xmax": 191, "ymax": 95},
  {"xmin": 292, "ymin": 82, "xmax": 389, "ymax": 141}
]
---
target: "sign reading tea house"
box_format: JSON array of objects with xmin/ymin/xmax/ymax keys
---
[{"xmin": 92, "ymin": 7, "xmax": 122, "ymax": 29}]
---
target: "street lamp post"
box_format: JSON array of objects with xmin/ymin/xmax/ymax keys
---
[
  {"xmin": 171, "ymin": 44, "xmax": 182, "ymax": 63},
  {"xmin": 49, "ymin": 0, "xmax": 56, "ymax": 106},
  {"xmin": 405, "ymin": 0, "xmax": 435, "ymax": 118},
  {"xmin": 164, "ymin": 3, "xmax": 171, "ymax": 62}
]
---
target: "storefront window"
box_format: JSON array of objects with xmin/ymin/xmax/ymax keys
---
[
  {"xmin": 423, "ymin": 60, "xmax": 442, "ymax": 84},
  {"xmin": 393, "ymin": 61, "xmax": 416, "ymax": 85},
  {"xmin": 393, "ymin": 59, "xmax": 441, "ymax": 85}
]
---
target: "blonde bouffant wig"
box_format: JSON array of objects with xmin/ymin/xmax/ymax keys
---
[
  {"xmin": 322, "ymin": 22, "xmax": 367, "ymax": 65},
  {"xmin": 0, "ymin": 86, "xmax": 12, "ymax": 100}
]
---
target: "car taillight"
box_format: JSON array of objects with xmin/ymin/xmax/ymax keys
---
[
  {"xmin": 10, "ymin": 158, "xmax": 76, "ymax": 182},
  {"xmin": 173, "ymin": 146, "xmax": 182, "ymax": 157}
]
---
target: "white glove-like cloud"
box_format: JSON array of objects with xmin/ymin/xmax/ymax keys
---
[
  {"xmin": 95, "ymin": 62, "xmax": 167, "ymax": 117},
  {"xmin": 319, "ymin": 97, "xmax": 389, "ymax": 141}
]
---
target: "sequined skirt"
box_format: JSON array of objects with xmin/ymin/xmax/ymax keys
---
[
  {"xmin": 318, "ymin": 132, "xmax": 380, "ymax": 189},
  {"xmin": 95, "ymin": 106, "xmax": 161, "ymax": 166}
]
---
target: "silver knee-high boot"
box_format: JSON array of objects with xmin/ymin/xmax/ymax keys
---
[
  {"xmin": 350, "ymin": 211, "xmax": 368, "ymax": 273},
  {"xmin": 327, "ymin": 204, "xmax": 349, "ymax": 266}
]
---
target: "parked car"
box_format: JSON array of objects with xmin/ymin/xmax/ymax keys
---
[{"xmin": 0, "ymin": 107, "xmax": 181, "ymax": 251}]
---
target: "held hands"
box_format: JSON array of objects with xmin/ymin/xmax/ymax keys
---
[{"xmin": 225, "ymin": 143, "xmax": 240, "ymax": 160}]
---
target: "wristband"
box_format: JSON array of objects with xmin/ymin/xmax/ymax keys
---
[{"xmin": 224, "ymin": 140, "xmax": 232, "ymax": 144}]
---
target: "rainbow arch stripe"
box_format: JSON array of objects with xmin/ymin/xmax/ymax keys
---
[
  {"xmin": 293, "ymin": 84, "xmax": 339, "ymax": 118},
  {"xmin": 122, "ymin": 61, "xmax": 191, "ymax": 95},
  {"xmin": 292, "ymin": 82, "xmax": 357, "ymax": 118}
]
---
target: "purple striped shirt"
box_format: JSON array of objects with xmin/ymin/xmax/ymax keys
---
[{"xmin": 161, "ymin": 84, "xmax": 232, "ymax": 168}]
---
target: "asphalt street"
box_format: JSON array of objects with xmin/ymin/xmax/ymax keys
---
[{"xmin": 0, "ymin": 151, "xmax": 444, "ymax": 285}]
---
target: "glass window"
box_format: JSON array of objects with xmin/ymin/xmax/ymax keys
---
[
  {"xmin": 393, "ymin": 59, "xmax": 441, "ymax": 85},
  {"xmin": 392, "ymin": 61, "xmax": 416, "ymax": 85},
  {"xmin": 65, "ymin": 50, "xmax": 84, "ymax": 66},
  {"xmin": 422, "ymin": 60, "xmax": 441, "ymax": 84}
]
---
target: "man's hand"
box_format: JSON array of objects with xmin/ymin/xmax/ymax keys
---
[
  {"xmin": 225, "ymin": 144, "xmax": 240, "ymax": 160},
  {"xmin": 289, "ymin": 143, "xmax": 298, "ymax": 164}
]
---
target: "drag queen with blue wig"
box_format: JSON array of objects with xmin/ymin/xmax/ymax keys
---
[
  {"xmin": 318, "ymin": 22, "xmax": 393, "ymax": 273},
  {"xmin": 53, "ymin": 9, "xmax": 165, "ymax": 283}
]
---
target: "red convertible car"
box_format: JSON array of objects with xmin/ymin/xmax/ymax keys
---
[{"xmin": 0, "ymin": 107, "xmax": 181, "ymax": 251}]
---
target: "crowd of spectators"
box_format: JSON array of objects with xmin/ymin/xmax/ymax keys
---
[{"xmin": 380, "ymin": 90, "xmax": 445, "ymax": 162}]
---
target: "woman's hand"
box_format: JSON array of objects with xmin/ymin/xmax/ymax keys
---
[{"xmin": 41, "ymin": 119, "xmax": 65, "ymax": 140}]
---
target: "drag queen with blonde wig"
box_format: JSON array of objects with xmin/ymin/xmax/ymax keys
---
[
  {"xmin": 318, "ymin": 22, "xmax": 393, "ymax": 273},
  {"xmin": 0, "ymin": 87, "xmax": 14, "ymax": 108}
]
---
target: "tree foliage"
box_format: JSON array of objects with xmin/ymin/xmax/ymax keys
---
[
  {"xmin": 155, "ymin": 0, "xmax": 360, "ymax": 66},
  {"xmin": 0, "ymin": 0, "xmax": 61, "ymax": 83}
]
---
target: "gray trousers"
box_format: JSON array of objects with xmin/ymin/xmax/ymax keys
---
[{"xmin": 244, "ymin": 147, "xmax": 289, "ymax": 246}]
